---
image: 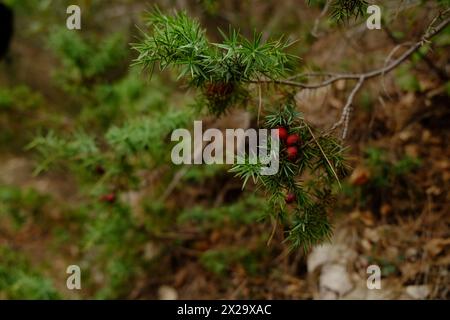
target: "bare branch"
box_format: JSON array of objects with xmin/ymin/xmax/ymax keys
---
[
  {"xmin": 251, "ymin": 13, "xmax": 450, "ymax": 90},
  {"xmin": 250, "ymin": 10, "xmax": 450, "ymax": 140}
]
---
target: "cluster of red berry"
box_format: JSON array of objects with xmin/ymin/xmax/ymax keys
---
[
  {"xmin": 276, "ymin": 127, "xmax": 301, "ymax": 161},
  {"xmin": 276, "ymin": 126, "xmax": 302, "ymax": 204}
]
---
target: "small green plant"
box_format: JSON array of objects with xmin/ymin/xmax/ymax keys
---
[
  {"xmin": 48, "ymin": 29, "xmax": 127, "ymax": 92},
  {"xmin": 133, "ymin": 8, "xmax": 293, "ymax": 115},
  {"xmin": 0, "ymin": 85, "xmax": 48, "ymax": 152},
  {"xmin": 0, "ymin": 247, "xmax": 60, "ymax": 299},
  {"xmin": 0, "ymin": 185, "xmax": 49, "ymax": 229},
  {"xmin": 341, "ymin": 147, "xmax": 422, "ymax": 213},
  {"xmin": 178, "ymin": 194, "xmax": 266, "ymax": 227},
  {"xmin": 5, "ymin": 0, "xmax": 448, "ymax": 300},
  {"xmin": 27, "ymin": 26, "xmax": 199, "ymax": 298}
]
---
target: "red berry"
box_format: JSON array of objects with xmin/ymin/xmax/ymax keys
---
[
  {"xmin": 100, "ymin": 193, "xmax": 116, "ymax": 203},
  {"xmin": 285, "ymin": 193, "xmax": 296, "ymax": 204},
  {"xmin": 286, "ymin": 134, "xmax": 300, "ymax": 146},
  {"xmin": 286, "ymin": 146, "xmax": 298, "ymax": 161},
  {"xmin": 276, "ymin": 127, "xmax": 288, "ymax": 140}
]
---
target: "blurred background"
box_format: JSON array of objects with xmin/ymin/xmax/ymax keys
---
[{"xmin": 0, "ymin": 0, "xmax": 449, "ymax": 299}]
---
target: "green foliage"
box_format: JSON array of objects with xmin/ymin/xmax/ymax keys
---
[
  {"xmin": 392, "ymin": 156, "xmax": 422, "ymax": 176},
  {"xmin": 445, "ymin": 81, "xmax": 450, "ymax": 96},
  {"xmin": 287, "ymin": 204, "xmax": 333, "ymax": 251},
  {"xmin": 329, "ymin": 0, "xmax": 368, "ymax": 21},
  {"xmin": 307, "ymin": 0, "xmax": 368, "ymax": 21},
  {"xmin": 83, "ymin": 68, "xmax": 179, "ymax": 130},
  {"xmin": 364, "ymin": 147, "xmax": 421, "ymax": 188},
  {"xmin": 27, "ymin": 130, "xmax": 100, "ymax": 174},
  {"xmin": 106, "ymin": 109, "xmax": 194, "ymax": 157},
  {"xmin": 23, "ymin": 25, "xmax": 204, "ymax": 299},
  {"xmin": 341, "ymin": 146, "xmax": 422, "ymax": 210},
  {"xmin": 230, "ymin": 101, "xmax": 349, "ymax": 250},
  {"xmin": 29, "ymin": 105, "xmax": 195, "ymax": 185},
  {"xmin": 395, "ymin": 65, "xmax": 422, "ymax": 92},
  {"xmin": 82, "ymin": 203, "xmax": 146, "ymax": 299},
  {"xmin": 0, "ymin": 185, "xmax": 49, "ymax": 229},
  {"xmin": 367, "ymin": 256, "xmax": 399, "ymax": 277},
  {"xmin": 360, "ymin": 90, "xmax": 374, "ymax": 112},
  {"xmin": 0, "ymin": 86, "xmax": 42, "ymax": 111},
  {"xmin": 178, "ymin": 194, "xmax": 265, "ymax": 227},
  {"xmin": 0, "ymin": 86, "xmax": 48, "ymax": 152},
  {"xmin": 0, "ymin": 247, "xmax": 60, "ymax": 299},
  {"xmin": 3, "ymin": 0, "xmax": 51, "ymax": 13},
  {"xmin": 182, "ymin": 165, "xmax": 228, "ymax": 183},
  {"xmin": 437, "ymin": 0, "xmax": 450, "ymax": 6},
  {"xmin": 133, "ymin": 9, "xmax": 294, "ymax": 115},
  {"xmin": 49, "ymin": 29, "xmax": 127, "ymax": 91},
  {"xmin": 200, "ymin": 0, "xmax": 220, "ymax": 15}
]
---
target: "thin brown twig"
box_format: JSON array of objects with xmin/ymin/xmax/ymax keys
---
[
  {"xmin": 331, "ymin": 76, "xmax": 365, "ymax": 139},
  {"xmin": 311, "ymin": 0, "xmax": 330, "ymax": 38}
]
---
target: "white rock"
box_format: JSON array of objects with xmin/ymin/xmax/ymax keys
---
[
  {"xmin": 405, "ymin": 285, "xmax": 430, "ymax": 299},
  {"xmin": 308, "ymin": 244, "xmax": 357, "ymax": 273},
  {"xmin": 158, "ymin": 285, "xmax": 178, "ymax": 300},
  {"xmin": 307, "ymin": 244, "xmax": 334, "ymax": 272}
]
